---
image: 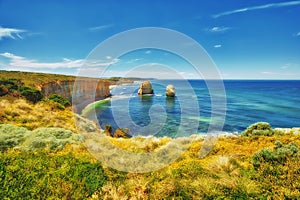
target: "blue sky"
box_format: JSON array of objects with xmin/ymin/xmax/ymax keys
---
[{"xmin": 0, "ymin": 0, "xmax": 300, "ymax": 79}]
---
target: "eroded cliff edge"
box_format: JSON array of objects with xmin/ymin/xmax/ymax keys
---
[{"xmin": 37, "ymin": 79, "xmax": 111, "ymax": 103}]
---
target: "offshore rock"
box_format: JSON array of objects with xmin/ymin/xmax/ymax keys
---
[
  {"xmin": 138, "ymin": 80, "xmax": 154, "ymax": 95},
  {"xmin": 166, "ymin": 84, "xmax": 175, "ymax": 97}
]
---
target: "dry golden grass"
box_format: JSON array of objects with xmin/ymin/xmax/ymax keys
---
[
  {"xmin": 89, "ymin": 133, "xmax": 299, "ymax": 199},
  {"xmin": 1, "ymin": 95, "xmax": 300, "ymax": 199},
  {"xmin": 0, "ymin": 99, "xmax": 76, "ymax": 132},
  {"xmin": 0, "ymin": 70, "xmax": 76, "ymax": 87}
]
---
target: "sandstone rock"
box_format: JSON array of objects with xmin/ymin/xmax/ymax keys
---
[
  {"xmin": 104, "ymin": 124, "xmax": 113, "ymax": 137},
  {"xmin": 166, "ymin": 84, "xmax": 175, "ymax": 97},
  {"xmin": 113, "ymin": 128, "xmax": 131, "ymax": 138},
  {"xmin": 40, "ymin": 79, "xmax": 111, "ymax": 103},
  {"xmin": 138, "ymin": 80, "xmax": 154, "ymax": 95}
]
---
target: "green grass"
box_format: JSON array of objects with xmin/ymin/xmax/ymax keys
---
[
  {"xmin": 0, "ymin": 70, "xmax": 76, "ymax": 87},
  {"xmin": 1, "ymin": 120, "xmax": 300, "ymax": 199},
  {"xmin": 0, "ymin": 70, "xmax": 133, "ymax": 88},
  {"xmin": 1, "ymin": 70, "xmax": 300, "ymax": 199}
]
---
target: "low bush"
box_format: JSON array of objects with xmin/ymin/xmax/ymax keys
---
[
  {"xmin": 0, "ymin": 124, "xmax": 82, "ymax": 152},
  {"xmin": 0, "ymin": 124, "xmax": 28, "ymax": 151},
  {"xmin": 20, "ymin": 88, "xmax": 43, "ymax": 103},
  {"xmin": 21, "ymin": 127, "xmax": 83, "ymax": 152},
  {"xmin": 0, "ymin": 78, "xmax": 21, "ymax": 96},
  {"xmin": 0, "ymin": 78, "xmax": 43, "ymax": 103},
  {"xmin": 252, "ymin": 141, "xmax": 300, "ymax": 198},
  {"xmin": 253, "ymin": 141, "xmax": 299, "ymax": 169},
  {"xmin": 48, "ymin": 94, "xmax": 71, "ymax": 107},
  {"xmin": 241, "ymin": 122, "xmax": 274, "ymax": 137}
]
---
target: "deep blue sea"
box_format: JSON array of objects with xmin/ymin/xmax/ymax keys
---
[{"xmin": 95, "ymin": 80, "xmax": 300, "ymax": 137}]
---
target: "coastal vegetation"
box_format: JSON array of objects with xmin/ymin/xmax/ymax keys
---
[{"xmin": 0, "ymin": 70, "xmax": 299, "ymax": 199}]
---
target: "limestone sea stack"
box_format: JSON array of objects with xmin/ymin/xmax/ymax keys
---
[
  {"xmin": 166, "ymin": 84, "xmax": 175, "ymax": 97},
  {"xmin": 138, "ymin": 80, "xmax": 154, "ymax": 95}
]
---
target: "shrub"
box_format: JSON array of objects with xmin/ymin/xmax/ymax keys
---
[
  {"xmin": 0, "ymin": 124, "xmax": 28, "ymax": 151},
  {"xmin": 0, "ymin": 85, "xmax": 9, "ymax": 96},
  {"xmin": 21, "ymin": 127, "xmax": 83, "ymax": 152},
  {"xmin": 20, "ymin": 88, "xmax": 43, "ymax": 103},
  {"xmin": 0, "ymin": 78, "xmax": 21, "ymax": 96},
  {"xmin": 48, "ymin": 94, "xmax": 71, "ymax": 107},
  {"xmin": 241, "ymin": 122, "xmax": 274, "ymax": 137},
  {"xmin": 253, "ymin": 141, "xmax": 299, "ymax": 169},
  {"xmin": 251, "ymin": 141, "xmax": 300, "ymax": 198},
  {"xmin": 0, "ymin": 124, "xmax": 82, "ymax": 152}
]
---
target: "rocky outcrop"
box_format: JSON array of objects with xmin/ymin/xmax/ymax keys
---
[
  {"xmin": 114, "ymin": 128, "xmax": 131, "ymax": 138},
  {"xmin": 138, "ymin": 80, "xmax": 154, "ymax": 95},
  {"xmin": 166, "ymin": 84, "xmax": 175, "ymax": 97},
  {"xmin": 38, "ymin": 79, "xmax": 111, "ymax": 103}
]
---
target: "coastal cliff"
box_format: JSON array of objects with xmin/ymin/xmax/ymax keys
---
[{"xmin": 37, "ymin": 79, "xmax": 111, "ymax": 102}]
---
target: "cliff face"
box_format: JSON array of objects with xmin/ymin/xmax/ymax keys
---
[{"xmin": 38, "ymin": 79, "xmax": 111, "ymax": 103}]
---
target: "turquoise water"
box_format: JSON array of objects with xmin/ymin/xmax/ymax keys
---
[{"xmin": 94, "ymin": 80, "xmax": 300, "ymax": 137}]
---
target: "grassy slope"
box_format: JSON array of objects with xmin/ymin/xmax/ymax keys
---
[
  {"xmin": 0, "ymin": 70, "xmax": 76, "ymax": 87},
  {"xmin": 0, "ymin": 70, "xmax": 77, "ymax": 131},
  {"xmin": 0, "ymin": 70, "xmax": 134, "ymax": 88},
  {"xmin": 0, "ymin": 70, "xmax": 300, "ymax": 199}
]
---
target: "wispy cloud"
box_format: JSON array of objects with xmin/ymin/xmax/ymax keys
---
[
  {"xmin": 0, "ymin": 52, "xmax": 119, "ymax": 74},
  {"xmin": 0, "ymin": 26, "xmax": 26, "ymax": 40},
  {"xmin": 207, "ymin": 26, "xmax": 230, "ymax": 33},
  {"xmin": 280, "ymin": 63, "xmax": 298, "ymax": 69},
  {"xmin": 213, "ymin": 1, "xmax": 300, "ymax": 18},
  {"xmin": 214, "ymin": 44, "xmax": 222, "ymax": 48},
  {"xmin": 261, "ymin": 71, "xmax": 297, "ymax": 76},
  {"xmin": 296, "ymin": 32, "xmax": 300, "ymax": 36},
  {"xmin": 145, "ymin": 50, "xmax": 151, "ymax": 54},
  {"xmin": 89, "ymin": 24, "xmax": 113, "ymax": 31},
  {"xmin": 126, "ymin": 58, "xmax": 143, "ymax": 64}
]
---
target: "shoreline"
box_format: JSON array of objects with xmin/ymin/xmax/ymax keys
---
[
  {"xmin": 78, "ymin": 80, "xmax": 300, "ymax": 138},
  {"xmin": 79, "ymin": 96, "xmax": 300, "ymax": 138}
]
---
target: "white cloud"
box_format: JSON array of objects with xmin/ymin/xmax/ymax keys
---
[
  {"xmin": 261, "ymin": 71, "xmax": 297, "ymax": 76},
  {"xmin": 261, "ymin": 71, "xmax": 277, "ymax": 75},
  {"xmin": 89, "ymin": 24, "xmax": 113, "ymax": 31},
  {"xmin": 213, "ymin": 1, "xmax": 300, "ymax": 18},
  {"xmin": 0, "ymin": 52, "xmax": 119, "ymax": 74},
  {"xmin": 296, "ymin": 32, "xmax": 300, "ymax": 36},
  {"xmin": 0, "ymin": 27, "xmax": 26, "ymax": 40},
  {"xmin": 145, "ymin": 50, "xmax": 151, "ymax": 54},
  {"xmin": 126, "ymin": 58, "xmax": 142, "ymax": 64},
  {"xmin": 214, "ymin": 44, "xmax": 222, "ymax": 48},
  {"xmin": 208, "ymin": 26, "xmax": 230, "ymax": 33}
]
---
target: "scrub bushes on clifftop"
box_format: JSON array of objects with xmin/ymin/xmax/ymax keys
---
[
  {"xmin": 20, "ymin": 87, "xmax": 43, "ymax": 103},
  {"xmin": 48, "ymin": 94, "xmax": 71, "ymax": 107},
  {"xmin": 0, "ymin": 124, "xmax": 82, "ymax": 152},
  {"xmin": 251, "ymin": 141, "xmax": 300, "ymax": 198},
  {"xmin": 0, "ymin": 124, "xmax": 28, "ymax": 151},
  {"xmin": 0, "ymin": 79, "xmax": 20, "ymax": 96},
  {"xmin": 241, "ymin": 122, "xmax": 274, "ymax": 136},
  {"xmin": 253, "ymin": 141, "xmax": 299, "ymax": 169},
  {"xmin": 0, "ymin": 78, "xmax": 43, "ymax": 103}
]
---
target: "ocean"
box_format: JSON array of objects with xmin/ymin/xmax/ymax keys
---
[{"xmin": 94, "ymin": 80, "xmax": 300, "ymax": 137}]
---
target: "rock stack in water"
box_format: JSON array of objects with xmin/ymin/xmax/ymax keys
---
[
  {"xmin": 166, "ymin": 84, "xmax": 175, "ymax": 97},
  {"xmin": 138, "ymin": 80, "xmax": 154, "ymax": 95}
]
